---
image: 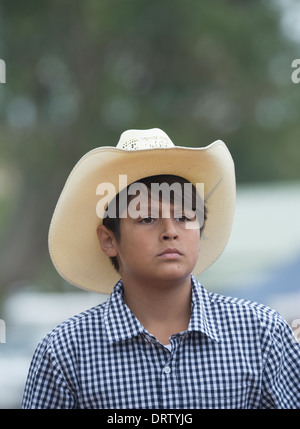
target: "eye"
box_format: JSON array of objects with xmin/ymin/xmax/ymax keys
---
[
  {"xmin": 175, "ymin": 215, "xmax": 189, "ymax": 223},
  {"xmin": 174, "ymin": 214, "xmax": 196, "ymax": 223},
  {"xmin": 139, "ymin": 216, "xmax": 156, "ymax": 224}
]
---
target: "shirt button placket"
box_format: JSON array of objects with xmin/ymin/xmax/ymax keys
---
[
  {"xmin": 161, "ymin": 356, "xmax": 175, "ymax": 407},
  {"xmin": 163, "ymin": 365, "xmax": 171, "ymax": 374}
]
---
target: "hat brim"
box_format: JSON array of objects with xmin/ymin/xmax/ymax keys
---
[{"xmin": 48, "ymin": 141, "xmax": 236, "ymax": 293}]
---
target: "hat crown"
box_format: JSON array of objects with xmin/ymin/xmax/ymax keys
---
[{"xmin": 116, "ymin": 128, "xmax": 175, "ymax": 151}]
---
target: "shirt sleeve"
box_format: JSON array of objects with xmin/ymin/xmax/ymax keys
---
[
  {"xmin": 22, "ymin": 335, "xmax": 77, "ymax": 409},
  {"xmin": 260, "ymin": 314, "xmax": 300, "ymax": 409}
]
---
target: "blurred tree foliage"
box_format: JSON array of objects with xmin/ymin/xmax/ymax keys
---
[{"xmin": 0, "ymin": 0, "xmax": 299, "ymax": 290}]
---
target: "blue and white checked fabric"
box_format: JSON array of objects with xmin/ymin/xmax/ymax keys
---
[{"xmin": 22, "ymin": 275, "xmax": 300, "ymax": 409}]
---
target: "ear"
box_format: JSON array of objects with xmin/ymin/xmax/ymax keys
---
[{"xmin": 96, "ymin": 225, "xmax": 118, "ymax": 257}]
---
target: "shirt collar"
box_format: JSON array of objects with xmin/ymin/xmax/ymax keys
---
[
  {"xmin": 104, "ymin": 275, "xmax": 221, "ymax": 344},
  {"xmin": 188, "ymin": 274, "xmax": 221, "ymax": 343},
  {"xmin": 104, "ymin": 280, "xmax": 145, "ymax": 344}
]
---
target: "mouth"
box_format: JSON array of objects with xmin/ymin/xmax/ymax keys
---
[{"xmin": 157, "ymin": 248, "xmax": 183, "ymax": 259}]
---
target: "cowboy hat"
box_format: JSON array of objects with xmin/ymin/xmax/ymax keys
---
[{"xmin": 48, "ymin": 128, "xmax": 236, "ymax": 294}]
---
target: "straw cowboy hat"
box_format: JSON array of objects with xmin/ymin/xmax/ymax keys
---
[{"xmin": 48, "ymin": 128, "xmax": 236, "ymax": 294}]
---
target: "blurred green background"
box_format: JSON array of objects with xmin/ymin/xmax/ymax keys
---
[{"xmin": 0, "ymin": 0, "xmax": 300, "ymax": 408}]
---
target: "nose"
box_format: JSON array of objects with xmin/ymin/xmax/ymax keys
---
[{"xmin": 160, "ymin": 218, "xmax": 179, "ymax": 241}]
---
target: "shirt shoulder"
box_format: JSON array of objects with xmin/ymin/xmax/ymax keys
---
[
  {"xmin": 208, "ymin": 290, "xmax": 281, "ymax": 327},
  {"xmin": 22, "ymin": 301, "xmax": 109, "ymax": 409},
  {"xmin": 40, "ymin": 300, "xmax": 107, "ymax": 351},
  {"xmin": 206, "ymin": 289, "xmax": 293, "ymax": 346},
  {"xmin": 209, "ymin": 290, "xmax": 279, "ymax": 317}
]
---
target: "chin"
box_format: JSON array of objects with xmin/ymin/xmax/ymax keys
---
[{"xmin": 158, "ymin": 266, "xmax": 191, "ymax": 281}]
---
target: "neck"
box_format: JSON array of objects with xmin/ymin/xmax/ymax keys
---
[{"xmin": 122, "ymin": 275, "xmax": 192, "ymax": 345}]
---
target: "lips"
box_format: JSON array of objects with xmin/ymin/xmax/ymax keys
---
[{"xmin": 157, "ymin": 248, "xmax": 183, "ymax": 259}]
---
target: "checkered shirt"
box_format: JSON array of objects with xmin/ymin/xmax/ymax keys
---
[{"xmin": 22, "ymin": 275, "xmax": 300, "ymax": 409}]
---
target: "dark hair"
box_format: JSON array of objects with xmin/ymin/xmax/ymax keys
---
[{"xmin": 102, "ymin": 174, "xmax": 207, "ymax": 272}]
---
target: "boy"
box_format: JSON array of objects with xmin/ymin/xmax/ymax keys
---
[{"xmin": 22, "ymin": 129, "xmax": 300, "ymax": 409}]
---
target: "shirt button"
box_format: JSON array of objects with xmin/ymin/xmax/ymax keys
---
[{"xmin": 163, "ymin": 365, "xmax": 171, "ymax": 374}]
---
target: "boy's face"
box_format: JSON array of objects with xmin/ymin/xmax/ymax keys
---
[{"xmin": 109, "ymin": 192, "xmax": 201, "ymax": 287}]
